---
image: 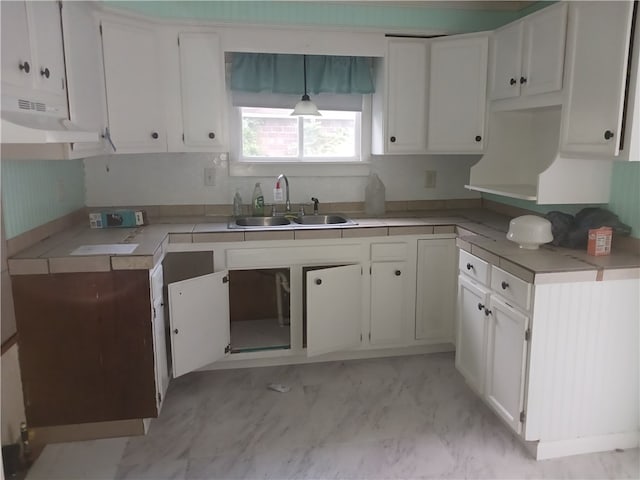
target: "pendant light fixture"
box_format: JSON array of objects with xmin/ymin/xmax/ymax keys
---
[{"xmin": 291, "ymin": 55, "xmax": 321, "ymax": 116}]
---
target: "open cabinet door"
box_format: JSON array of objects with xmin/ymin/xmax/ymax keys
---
[
  {"xmin": 306, "ymin": 264, "xmax": 362, "ymax": 357},
  {"xmin": 168, "ymin": 271, "xmax": 230, "ymax": 377}
]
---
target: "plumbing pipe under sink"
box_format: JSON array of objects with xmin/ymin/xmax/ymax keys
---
[{"xmin": 275, "ymin": 271, "xmax": 290, "ymax": 327}]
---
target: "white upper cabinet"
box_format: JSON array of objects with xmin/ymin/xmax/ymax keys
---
[
  {"xmin": 559, "ymin": 1, "xmax": 634, "ymax": 159},
  {"xmin": 490, "ymin": 3, "xmax": 567, "ymax": 101},
  {"xmin": 1, "ymin": 0, "xmax": 66, "ymax": 103},
  {"xmin": 177, "ymin": 32, "xmax": 226, "ymax": 152},
  {"xmin": 372, "ymin": 38, "xmax": 428, "ymax": 154},
  {"xmin": 100, "ymin": 19, "xmax": 166, "ymax": 153},
  {"xmin": 61, "ymin": 1, "xmax": 109, "ymax": 157},
  {"xmin": 28, "ymin": 1, "xmax": 66, "ymax": 97},
  {"xmin": 427, "ymin": 34, "xmax": 488, "ymax": 153}
]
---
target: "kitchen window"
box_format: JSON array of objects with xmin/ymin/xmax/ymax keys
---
[
  {"xmin": 239, "ymin": 107, "xmax": 360, "ymax": 161},
  {"xmin": 228, "ymin": 53, "xmax": 373, "ymax": 176}
]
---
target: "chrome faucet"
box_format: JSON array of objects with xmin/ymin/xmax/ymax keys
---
[
  {"xmin": 311, "ymin": 197, "xmax": 319, "ymax": 215},
  {"xmin": 276, "ymin": 174, "xmax": 291, "ymax": 213}
]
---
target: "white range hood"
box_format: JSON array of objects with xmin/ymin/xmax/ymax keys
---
[{"xmin": 1, "ymin": 94, "xmax": 99, "ymax": 144}]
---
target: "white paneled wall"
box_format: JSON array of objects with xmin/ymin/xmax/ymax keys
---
[
  {"xmin": 83, "ymin": 153, "xmax": 481, "ymax": 207},
  {"xmin": 525, "ymin": 279, "xmax": 639, "ymax": 443}
]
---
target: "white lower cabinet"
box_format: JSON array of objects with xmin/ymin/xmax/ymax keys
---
[
  {"xmin": 306, "ymin": 264, "xmax": 362, "ymax": 356},
  {"xmin": 415, "ymin": 238, "xmax": 456, "ymax": 342},
  {"xmin": 456, "ymin": 257, "xmax": 532, "ymax": 435},
  {"xmin": 166, "ymin": 249, "xmax": 363, "ymax": 378},
  {"xmin": 369, "ymin": 261, "xmax": 407, "ymax": 346},
  {"xmin": 168, "ymin": 271, "xmax": 230, "ymax": 378},
  {"xmin": 150, "ymin": 264, "xmax": 170, "ymax": 408},
  {"xmin": 456, "ymin": 249, "xmax": 640, "ymax": 459},
  {"xmin": 484, "ymin": 295, "xmax": 529, "ymax": 434},
  {"xmin": 455, "ymin": 275, "xmax": 489, "ymax": 395}
]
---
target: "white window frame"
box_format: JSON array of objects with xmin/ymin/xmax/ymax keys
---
[{"xmin": 229, "ymin": 96, "xmax": 372, "ymax": 177}]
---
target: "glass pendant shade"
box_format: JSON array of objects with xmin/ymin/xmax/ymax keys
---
[
  {"xmin": 291, "ymin": 56, "xmax": 321, "ymax": 116},
  {"xmin": 291, "ymin": 94, "xmax": 321, "ymax": 116}
]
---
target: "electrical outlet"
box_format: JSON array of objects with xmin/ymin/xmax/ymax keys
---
[
  {"xmin": 425, "ymin": 170, "xmax": 437, "ymax": 189},
  {"xmin": 204, "ymin": 167, "xmax": 216, "ymax": 186}
]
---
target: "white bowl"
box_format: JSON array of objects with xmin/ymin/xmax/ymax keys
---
[{"xmin": 506, "ymin": 215, "xmax": 553, "ymax": 250}]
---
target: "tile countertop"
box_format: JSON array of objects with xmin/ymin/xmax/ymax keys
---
[{"xmin": 7, "ymin": 209, "xmax": 640, "ymax": 281}]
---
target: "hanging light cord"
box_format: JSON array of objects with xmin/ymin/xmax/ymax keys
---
[{"xmin": 302, "ymin": 55, "xmax": 309, "ymax": 100}]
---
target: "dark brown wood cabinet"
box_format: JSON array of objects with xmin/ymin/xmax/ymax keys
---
[{"xmin": 11, "ymin": 270, "xmax": 158, "ymax": 427}]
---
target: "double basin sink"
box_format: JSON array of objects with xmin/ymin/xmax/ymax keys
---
[{"xmin": 229, "ymin": 214, "xmax": 357, "ymax": 229}]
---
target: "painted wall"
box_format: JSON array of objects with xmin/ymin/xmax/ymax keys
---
[
  {"xmin": 84, "ymin": 153, "xmax": 480, "ymax": 207},
  {"xmin": 109, "ymin": 1, "xmax": 541, "ymax": 33},
  {"xmin": 1, "ymin": 161, "xmax": 85, "ymax": 239}
]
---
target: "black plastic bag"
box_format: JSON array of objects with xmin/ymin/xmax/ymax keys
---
[{"xmin": 544, "ymin": 208, "xmax": 631, "ymax": 248}]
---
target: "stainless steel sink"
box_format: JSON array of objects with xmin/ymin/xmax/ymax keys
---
[
  {"xmin": 233, "ymin": 216, "xmax": 291, "ymax": 227},
  {"xmin": 293, "ymin": 215, "xmax": 350, "ymax": 225}
]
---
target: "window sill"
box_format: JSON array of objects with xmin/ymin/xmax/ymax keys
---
[{"xmin": 228, "ymin": 161, "xmax": 371, "ymax": 177}]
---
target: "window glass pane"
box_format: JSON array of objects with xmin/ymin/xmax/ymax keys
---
[
  {"xmin": 303, "ymin": 111, "xmax": 357, "ymax": 158},
  {"xmin": 241, "ymin": 107, "xmax": 298, "ymax": 157}
]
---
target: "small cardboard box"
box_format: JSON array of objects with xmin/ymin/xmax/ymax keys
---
[
  {"xmin": 89, "ymin": 210, "xmax": 147, "ymax": 229},
  {"xmin": 587, "ymin": 226, "xmax": 612, "ymax": 256}
]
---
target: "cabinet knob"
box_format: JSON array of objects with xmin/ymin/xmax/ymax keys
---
[
  {"xmin": 509, "ymin": 77, "xmax": 517, "ymax": 86},
  {"xmin": 315, "ymin": 278, "xmax": 322, "ymax": 285},
  {"xmin": 604, "ymin": 130, "xmax": 614, "ymax": 140},
  {"xmin": 520, "ymin": 76, "xmax": 527, "ymax": 84},
  {"xmin": 395, "ymin": 270, "xmax": 401, "ymax": 276},
  {"xmin": 19, "ymin": 61, "xmax": 30, "ymax": 73},
  {"xmin": 151, "ymin": 132, "xmax": 159, "ymax": 139},
  {"xmin": 477, "ymin": 303, "xmax": 485, "ymax": 311},
  {"xmin": 501, "ymin": 281, "xmax": 509, "ymax": 290},
  {"xmin": 484, "ymin": 308, "xmax": 492, "ymax": 317},
  {"xmin": 390, "ymin": 136, "xmax": 396, "ymax": 143},
  {"xmin": 466, "ymin": 263, "xmax": 474, "ymax": 271},
  {"xmin": 173, "ymin": 328, "xmax": 179, "ymax": 334},
  {"xmin": 40, "ymin": 67, "xmax": 50, "ymax": 78},
  {"xmin": 475, "ymin": 135, "xmax": 482, "ymax": 142},
  {"xmin": 208, "ymin": 132, "xmax": 215, "ymax": 139}
]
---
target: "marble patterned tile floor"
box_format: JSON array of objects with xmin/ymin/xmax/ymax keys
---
[{"xmin": 27, "ymin": 353, "xmax": 639, "ymax": 480}]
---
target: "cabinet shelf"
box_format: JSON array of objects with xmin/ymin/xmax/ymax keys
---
[{"xmin": 464, "ymin": 184, "xmax": 537, "ymax": 201}]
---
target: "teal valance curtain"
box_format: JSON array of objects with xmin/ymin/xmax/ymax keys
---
[{"xmin": 230, "ymin": 53, "xmax": 375, "ymax": 94}]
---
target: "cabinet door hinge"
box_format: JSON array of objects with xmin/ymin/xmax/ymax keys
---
[
  {"xmin": 525, "ymin": 328, "xmax": 531, "ymax": 342},
  {"xmin": 153, "ymin": 306, "xmax": 156, "ymax": 319},
  {"xmin": 177, "ymin": 36, "xmax": 180, "ymax": 46},
  {"xmin": 222, "ymin": 275, "xmax": 229, "ymax": 284},
  {"xmin": 369, "ymin": 266, "xmax": 372, "ymax": 275},
  {"xmin": 224, "ymin": 343, "xmax": 231, "ymax": 354},
  {"xmin": 360, "ymin": 334, "xmax": 362, "ymax": 341},
  {"xmin": 368, "ymin": 332, "xmax": 371, "ymax": 340},
  {"xmin": 99, "ymin": 24, "xmax": 103, "ymax": 35},
  {"xmin": 157, "ymin": 392, "xmax": 162, "ymax": 404},
  {"xmin": 182, "ymin": 133, "xmax": 185, "ymax": 142},
  {"xmin": 520, "ymin": 410, "xmax": 526, "ymax": 423}
]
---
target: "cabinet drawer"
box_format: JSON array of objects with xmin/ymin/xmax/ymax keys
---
[
  {"xmin": 371, "ymin": 242, "xmax": 408, "ymax": 261},
  {"xmin": 458, "ymin": 250, "xmax": 489, "ymax": 285},
  {"xmin": 491, "ymin": 266, "xmax": 531, "ymax": 311}
]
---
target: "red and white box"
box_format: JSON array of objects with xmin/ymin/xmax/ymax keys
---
[{"xmin": 587, "ymin": 227, "xmax": 612, "ymax": 256}]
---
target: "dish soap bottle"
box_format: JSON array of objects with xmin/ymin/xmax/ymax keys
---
[
  {"xmin": 233, "ymin": 189, "xmax": 243, "ymax": 217},
  {"xmin": 365, "ymin": 173, "xmax": 385, "ymax": 216},
  {"xmin": 252, "ymin": 182, "xmax": 265, "ymax": 216}
]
